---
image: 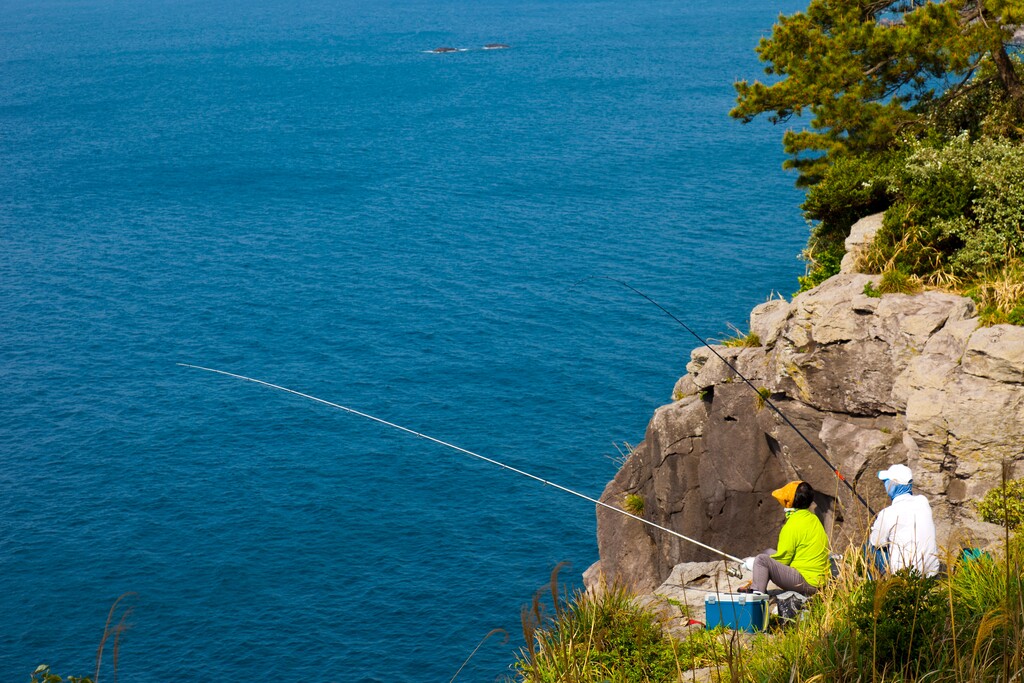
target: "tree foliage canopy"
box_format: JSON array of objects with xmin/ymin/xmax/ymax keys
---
[{"xmin": 733, "ymin": 0, "xmax": 1024, "ymax": 185}]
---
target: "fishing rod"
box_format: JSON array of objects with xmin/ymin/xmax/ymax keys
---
[
  {"xmin": 177, "ymin": 363, "xmax": 745, "ymax": 564},
  {"xmin": 577, "ymin": 276, "xmax": 874, "ymax": 516}
]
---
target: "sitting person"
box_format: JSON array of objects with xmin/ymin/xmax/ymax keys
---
[
  {"xmin": 867, "ymin": 463, "xmax": 939, "ymax": 577},
  {"xmin": 742, "ymin": 481, "xmax": 831, "ymax": 596}
]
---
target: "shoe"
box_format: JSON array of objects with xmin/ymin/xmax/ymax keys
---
[{"xmin": 736, "ymin": 582, "xmax": 753, "ymax": 593}]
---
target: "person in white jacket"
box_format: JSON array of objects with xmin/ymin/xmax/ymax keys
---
[{"xmin": 868, "ymin": 463, "xmax": 940, "ymax": 577}]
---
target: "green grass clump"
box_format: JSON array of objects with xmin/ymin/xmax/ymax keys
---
[
  {"xmin": 720, "ymin": 324, "xmax": 761, "ymax": 348},
  {"xmin": 878, "ymin": 268, "xmax": 922, "ymax": 295},
  {"xmin": 848, "ymin": 572, "xmax": 946, "ymax": 676},
  {"xmin": 520, "ymin": 523, "xmax": 1024, "ymax": 681},
  {"xmin": 514, "ymin": 566, "xmax": 725, "ymax": 682},
  {"xmin": 754, "ymin": 387, "xmax": 771, "ymax": 412},
  {"xmin": 976, "ymin": 478, "xmax": 1024, "ymax": 530},
  {"xmin": 623, "ymin": 494, "xmax": 645, "ymax": 516},
  {"xmin": 966, "ymin": 263, "xmax": 1024, "ymax": 326}
]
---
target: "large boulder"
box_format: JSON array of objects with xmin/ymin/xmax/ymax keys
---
[
  {"xmin": 840, "ymin": 213, "xmax": 885, "ymax": 274},
  {"xmin": 590, "ymin": 275, "xmax": 1024, "ymax": 592}
]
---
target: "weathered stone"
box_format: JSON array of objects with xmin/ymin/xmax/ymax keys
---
[
  {"xmin": 840, "ymin": 213, "xmax": 884, "ymax": 274},
  {"xmin": 648, "ymin": 560, "xmax": 750, "ymax": 632},
  {"xmin": 687, "ymin": 346, "xmax": 743, "ymax": 389},
  {"xmin": 672, "ymin": 373, "xmax": 701, "ymax": 400},
  {"xmin": 750, "ymin": 299, "xmax": 791, "ymax": 346},
  {"xmin": 922, "ymin": 318, "xmax": 979, "ymax": 359},
  {"xmin": 592, "ymin": 272, "xmax": 1024, "ymax": 595},
  {"xmin": 932, "ymin": 508, "xmax": 1007, "ymax": 553},
  {"xmin": 878, "ymin": 291, "xmax": 974, "ymax": 348},
  {"xmin": 963, "ymin": 325, "xmax": 1024, "ymax": 383},
  {"xmin": 894, "ymin": 353, "xmax": 958, "ymax": 413},
  {"xmin": 660, "ymin": 560, "xmax": 727, "ymax": 588},
  {"xmin": 944, "ymin": 376, "xmax": 1024, "ymax": 466},
  {"xmin": 819, "ymin": 416, "xmax": 900, "ymax": 482}
]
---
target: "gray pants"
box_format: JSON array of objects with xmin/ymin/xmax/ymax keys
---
[{"xmin": 752, "ymin": 553, "xmax": 818, "ymax": 595}]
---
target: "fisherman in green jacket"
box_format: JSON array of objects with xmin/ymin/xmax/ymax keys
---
[{"xmin": 741, "ymin": 480, "xmax": 831, "ymax": 596}]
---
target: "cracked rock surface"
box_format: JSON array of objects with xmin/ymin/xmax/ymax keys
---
[{"xmin": 590, "ymin": 274, "xmax": 1023, "ymax": 592}]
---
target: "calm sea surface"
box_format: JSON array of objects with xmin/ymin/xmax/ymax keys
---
[{"xmin": 1, "ymin": 0, "xmax": 805, "ymax": 679}]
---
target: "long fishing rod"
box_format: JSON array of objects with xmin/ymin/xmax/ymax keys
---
[
  {"xmin": 578, "ymin": 276, "xmax": 874, "ymax": 516},
  {"xmin": 177, "ymin": 363, "xmax": 745, "ymax": 564}
]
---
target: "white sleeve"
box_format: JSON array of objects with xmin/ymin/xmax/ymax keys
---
[{"xmin": 868, "ymin": 508, "xmax": 890, "ymax": 547}]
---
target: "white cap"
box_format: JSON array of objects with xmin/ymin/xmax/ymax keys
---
[{"xmin": 878, "ymin": 463, "xmax": 913, "ymax": 485}]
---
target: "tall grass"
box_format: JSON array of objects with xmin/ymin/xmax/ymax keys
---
[
  {"xmin": 736, "ymin": 528, "xmax": 1024, "ymax": 682},
  {"xmin": 513, "ymin": 527, "xmax": 1024, "ymax": 681},
  {"xmin": 512, "ymin": 564, "xmax": 727, "ymax": 682}
]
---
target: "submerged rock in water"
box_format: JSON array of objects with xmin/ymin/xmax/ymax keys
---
[
  {"xmin": 483, "ymin": 43, "xmax": 510, "ymax": 50},
  {"xmin": 429, "ymin": 46, "xmax": 459, "ymax": 53}
]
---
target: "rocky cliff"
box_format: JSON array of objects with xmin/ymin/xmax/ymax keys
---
[{"xmin": 589, "ymin": 225, "xmax": 1024, "ymax": 591}]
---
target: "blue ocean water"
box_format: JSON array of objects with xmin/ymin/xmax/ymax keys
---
[{"xmin": 1, "ymin": 0, "xmax": 806, "ymax": 680}]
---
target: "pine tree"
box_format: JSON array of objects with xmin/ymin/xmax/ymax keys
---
[{"xmin": 732, "ymin": 0, "xmax": 1024, "ymax": 185}]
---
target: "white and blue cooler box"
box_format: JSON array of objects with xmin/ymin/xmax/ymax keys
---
[{"xmin": 704, "ymin": 593, "xmax": 769, "ymax": 632}]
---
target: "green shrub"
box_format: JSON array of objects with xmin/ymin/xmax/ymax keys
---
[
  {"xmin": 862, "ymin": 136, "xmax": 1024, "ymax": 283},
  {"xmin": 30, "ymin": 666, "xmax": 92, "ymax": 683},
  {"xmin": 951, "ymin": 142, "xmax": 1024, "ymax": 276},
  {"xmin": 863, "ymin": 280, "xmax": 882, "ymax": 298},
  {"xmin": 798, "ymin": 152, "xmax": 899, "ymax": 293},
  {"xmin": 864, "ymin": 202, "xmax": 956, "ymax": 278},
  {"xmin": 797, "ymin": 239, "xmax": 845, "ymax": 293},
  {"xmin": 802, "ymin": 153, "xmax": 896, "ymax": 235},
  {"xmin": 847, "ymin": 573, "xmax": 947, "ymax": 677},
  {"xmin": 976, "ymin": 478, "xmax": 1024, "ymax": 530}
]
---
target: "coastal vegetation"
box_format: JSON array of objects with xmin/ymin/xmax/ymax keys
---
[
  {"xmin": 732, "ymin": 0, "xmax": 1024, "ymax": 323},
  {"xmin": 512, "ymin": 565, "xmax": 727, "ymax": 682},
  {"xmin": 624, "ymin": 493, "xmax": 646, "ymax": 516},
  {"xmin": 513, "ymin": 533, "xmax": 1024, "ymax": 682},
  {"xmin": 977, "ymin": 477, "xmax": 1024, "ymax": 530},
  {"xmin": 718, "ymin": 325, "xmax": 761, "ymax": 348}
]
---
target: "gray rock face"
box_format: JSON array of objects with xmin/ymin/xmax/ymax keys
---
[
  {"xmin": 840, "ymin": 213, "xmax": 884, "ymax": 274},
  {"xmin": 591, "ymin": 275, "xmax": 1024, "ymax": 592}
]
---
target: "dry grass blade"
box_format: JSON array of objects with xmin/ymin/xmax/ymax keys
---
[
  {"xmin": 94, "ymin": 592, "xmax": 136, "ymax": 683},
  {"xmin": 449, "ymin": 628, "xmax": 508, "ymax": 682},
  {"xmin": 549, "ymin": 561, "xmax": 569, "ymax": 620}
]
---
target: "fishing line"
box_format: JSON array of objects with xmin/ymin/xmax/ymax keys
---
[
  {"xmin": 177, "ymin": 363, "xmax": 745, "ymax": 564},
  {"xmin": 576, "ymin": 276, "xmax": 874, "ymax": 516}
]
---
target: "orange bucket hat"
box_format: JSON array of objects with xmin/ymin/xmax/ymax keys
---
[{"xmin": 772, "ymin": 481, "xmax": 803, "ymax": 508}]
